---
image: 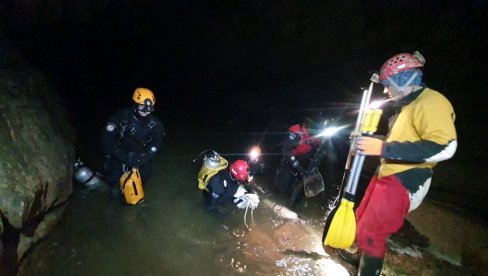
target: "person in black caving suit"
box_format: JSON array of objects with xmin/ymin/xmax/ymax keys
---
[
  {"xmin": 273, "ymin": 124, "xmax": 325, "ymax": 207},
  {"xmin": 274, "ymin": 124, "xmax": 322, "ymax": 199},
  {"xmin": 204, "ymin": 160, "xmax": 256, "ymax": 211},
  {"xmin": 101, "ymin": 87, "xmax": 165, "ymax": 197},
  {"xmin": 246, "ymin": 146, "xmax": 265, "ymax": 178}
]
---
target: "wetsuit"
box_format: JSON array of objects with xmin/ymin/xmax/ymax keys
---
[
  {"xmin": 356, "ymin": 87, "xmax": 457, "ymax": 258},
  {"xmin": 101, "ymin": 107, "xmax": 165, "ymax": 190},
  {"xmin": 248, "ymin": 158, "xmax": 265, "ymax": 177},
  {"xmin": 204, "ymin": 170, "xmax": 251, "ymax": 210},
  {"xmin": 274, "ymin": 125, "xmax": 320, "ymax": 196}
]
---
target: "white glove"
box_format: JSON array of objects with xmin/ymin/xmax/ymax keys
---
[
  {"xmin": 235, "ymin": 193, "xmax": 260, "ymax": 209},
  {"xmin": 233, "ymin": 185, "xmax": 247, "ymax": 199}
]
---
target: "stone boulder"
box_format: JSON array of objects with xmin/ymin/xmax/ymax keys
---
[{"xmin": 0, "ymin": 41, "xmax": 75, "ymax": 273}]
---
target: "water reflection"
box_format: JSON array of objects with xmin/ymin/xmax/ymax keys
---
[{"xmin": 19, "ymin": 132, "xmax": 350, "ymax": 276}]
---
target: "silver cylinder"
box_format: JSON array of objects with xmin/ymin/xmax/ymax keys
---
[
  {"xmin": 74, "ymin": 166, "xmax": 102, "ymax": 187},
  {"xmin": 205, "ymin": 157, "xmax": 220, "ymax": 168}
]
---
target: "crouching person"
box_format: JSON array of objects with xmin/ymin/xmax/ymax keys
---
[{"xmin": 204, "ymin": 160, "xmax": 259, "ymax": 211}]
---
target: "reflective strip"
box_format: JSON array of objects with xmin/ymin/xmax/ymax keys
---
[
  {"xmin": 408, "ymin": 177, "xmax": 431, "ymax": 212},
  {"xmin": 106, "ymin": 123, "xmax": 116, "ymax": 132},
  {"xmin": 132, "ymin": 181, "xmax": 139, "ymax": 196},
  {"xmin": 425, "ymin": 140, "xmax": 457, "ymax": 163}
]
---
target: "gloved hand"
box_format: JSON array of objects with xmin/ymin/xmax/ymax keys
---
[
  {"xmin": 288, "ymin": 155, "xmax": 306, "ymax": 176},
  {"xmin": 121, "ymin": 151, "xmax": 136, "ymax": 168},
  {"xmin": 124, "ymin": 150, "xmax": 154, "ymax": 168},
  {"xmin": 290, "ymin": 155, "xmax": 300, "ymax": 168},
  {"xmin": 356, "ymin": 137, "xmax": 383, "ymax": 156},
  {"xmin": 138, "ymin": 151, "xmax": 152, "ymax": 165},
  {"xmin": 124, "ymin": 158, "xmax": 140, "ymax": 169},
  {"xmin": 235, "ymin": 193, "xmax": 260, "ymax": 209}
]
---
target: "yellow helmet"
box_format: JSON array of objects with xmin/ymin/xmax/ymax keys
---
[{"xmin": 132, "ymin": 87, "xmax": 156, "ymax": 106}]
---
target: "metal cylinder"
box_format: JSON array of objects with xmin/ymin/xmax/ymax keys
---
[
  {"xmin": 204, "ymin": 156, "xmax": 221, "ymax": 168},
  {"xmin": 74, "ymin": 166, "xmax": 102, "ymax": 187}
]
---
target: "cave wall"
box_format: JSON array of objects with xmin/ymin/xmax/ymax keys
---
[{"xmin": 0, "ymin": 32, "xmax": 75, "ymax": 273}]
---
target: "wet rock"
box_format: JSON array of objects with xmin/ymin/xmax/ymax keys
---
[
  {"xmin": 381, "ymin": 201, "xmax": 486, "ymax": 275},
  {"xmin": 0, "ymin": 38, "xmax": 75, "ymax": 272},
  {"xmin": 273, "ymin": 222, "xmax": 320, "ymax": 253},
  {"xmin": 407, "ymin": 199, "xmax": 488, "ymax": 270},
  {"xmin": 462, "ymin": 245, "xmax": 488, "ymax": 274}
]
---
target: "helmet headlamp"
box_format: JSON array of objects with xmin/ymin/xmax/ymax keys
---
[{"xmin": 137, "ymin": 98, "xmax": 155, "ymax": 113}]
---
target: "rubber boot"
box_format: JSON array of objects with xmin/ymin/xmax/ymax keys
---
[
  {"xmin": 288, "ymin": 181, "xmax": 303, "ymax": 208},
  {"xmin": 338, "ymin": 248, "xmax": 361, "ymax": 267},
  {"xmin": 357, "ymin": 254, "xmax": 383, "ymax": 276}
]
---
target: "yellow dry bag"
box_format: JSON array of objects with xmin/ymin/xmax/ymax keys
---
[
  {"xmin": 119, "ymin": 168, "xmax": 144, "ymax": 205},
  {"xmin": 197, "ymin": 155, "xmax": 228, "ymax": 191}
]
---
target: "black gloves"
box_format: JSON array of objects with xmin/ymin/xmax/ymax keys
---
[
  {"xmin": 124, "ymin": 151, "xmax": 153, "ymax": 169},
  {"xmin": 138, "ymin": 151, "xmax": 152, "ymax": 164},
  {"xmin": 290, "ymin": 156, "xmax": 300, "ymax": 168},
  {"xmin": 289, "ymin": 156, "xmax": 305, "ymax": 175},
  {"xmin": 125, "ymin": 158, "xmax": 140, "ymax": 169}
]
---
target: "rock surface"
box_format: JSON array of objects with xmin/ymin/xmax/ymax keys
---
[
  {"xmin": 238, "ymin": 197, "xmax": 486, "ymax": 275},
  {"xmin": 0, "ymin": 39, "xmax": 75, "ymax": 273}
]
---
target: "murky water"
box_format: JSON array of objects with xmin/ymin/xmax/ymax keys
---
[{"xmin": 19, "ymin": 129, "xmax": 352, "ymax": 275}]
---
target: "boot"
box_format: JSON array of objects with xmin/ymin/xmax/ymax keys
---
[
  {"xmin": 288, "ymin": 181, "xmax": 303, "ymax": 207},
  {"xmin": 338, "ymin": 249, "xmax": 361, "ymax": 267},
  {"xmin": 357, "ymin": 254, "xmax": 383, "ymax": 276}
]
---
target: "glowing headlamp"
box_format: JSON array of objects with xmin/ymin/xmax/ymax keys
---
[
  {"xmin": 137, "ymin": 98, "xmax": 155, "ymax": 113},
  {"xmin": 248, "ymin": 146, "xmax": 261, "ymax": 162},
  {"xmin": 316, "ymin": 125, "xmax": 347, "ymax": 138}
]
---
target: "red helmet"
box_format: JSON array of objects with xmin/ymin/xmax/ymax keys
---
[
  {"xmin": 379, "ymin": 52, "xmax": 425, "ymax": 81},
  {"xmin": 288, "ymin": 124, "xmax": 310, "ymax": 142},
  {"xmin": 288, "ymin": 124, "xmax": 302, "ymax": 135},
  {"xmin": 230, "ymin": 160, "xmax": 249, "ymax": 182}
]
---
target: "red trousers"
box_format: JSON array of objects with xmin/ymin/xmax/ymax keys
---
[{"xmin": 356, "ymin": 175, "xmax": 410, "ymax": 258}]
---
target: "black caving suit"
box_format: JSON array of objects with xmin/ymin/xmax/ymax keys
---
[
  {"xmin": 204, "ymin": 170, "xmax": 252, "ymax": 210},
  {"xmin": 274, "ymin": 127, "xmax": 324, "ymax": 205},
  {"xmin": 248, "ymin": 158, "xmax": 265, "ymax": 178},
  {"xmin": 101, "ymin": 107, "xmax": 165, "ymax": 196}
]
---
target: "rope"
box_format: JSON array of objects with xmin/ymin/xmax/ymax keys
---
[
  {"xmin": 243, "ymin": 200, "xmax": 256, "ymax": 230},
  {"xmin": 243, "ymin": 202, "xmax": 250, "ymax": 229}
]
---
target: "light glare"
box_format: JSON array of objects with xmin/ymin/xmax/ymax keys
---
[
  {"xmin": 316, "ymin": 125, "xmax": 346, "ymax": 138},
  {"xmin": 248, "ymin": 146, "xmax": 261, "ymax": 161}
]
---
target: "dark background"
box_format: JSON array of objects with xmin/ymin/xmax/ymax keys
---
[
  {"xmin": 3, "ymin": 1, "xmax": 486, "ymax": 118},
  {"xmin": 2, "ymin": 0, "xmax": 487, "ymax": 217}
]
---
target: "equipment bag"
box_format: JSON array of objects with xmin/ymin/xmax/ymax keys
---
[
  {"xmin": 303, "ymin": 167, "xmax": 325, "ymax": 197},
  {"xmin": 119, "ymin": 168, "xmax": 144, "ymax": 205}
]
